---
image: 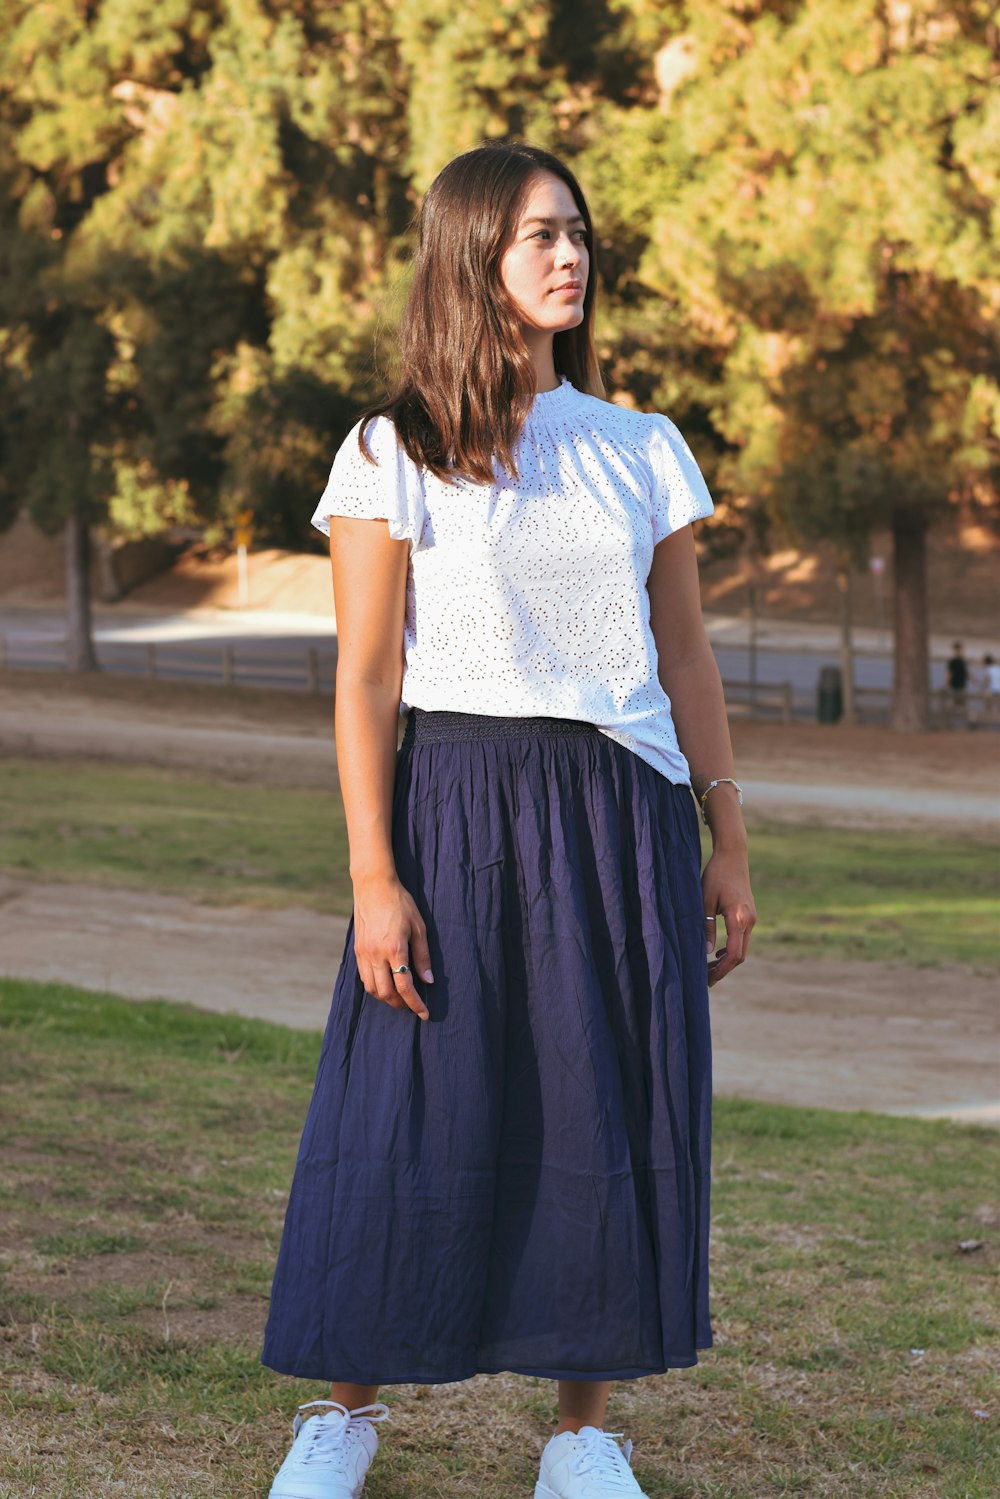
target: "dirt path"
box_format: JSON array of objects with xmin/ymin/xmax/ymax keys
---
[
  {"xmin": 3, "ymin": 675, "xmax": 999, "ymax": 829},
  {"xmin": 3, "ymin": 674, "xmax": 998, "ymax": 1125},
  {"xmin": 5, "ymin": 695, "xmax": 337, "ymax": 787},
  {"xmin": 2, "ymin": 877, "xmax": 996, "ymax": 1125}
]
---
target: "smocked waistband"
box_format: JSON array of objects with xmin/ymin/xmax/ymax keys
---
[{"xmin": 400, "ymin": 708, "xmax": 601, "ymax": 746}]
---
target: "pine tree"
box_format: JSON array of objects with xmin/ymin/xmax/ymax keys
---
[
  {"xmin": 583, "ymin": 0, "xmax": 1000, "ymax": 730},
  {"xmin": 2, "ymin": 0, "xmax": 995, "ymax": 717}
]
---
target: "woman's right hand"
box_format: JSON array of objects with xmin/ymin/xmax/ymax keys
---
[{"xmin": 352, "ymin": 873, "xmax": 434, "ymax": 1021}]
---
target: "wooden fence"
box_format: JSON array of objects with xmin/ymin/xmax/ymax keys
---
[
  {"xmin": 0, "ymin": 636, "xmax": 338, "ymax": 695},
  {"xmin": 1, "ymin": 633, "xmax": 995, "ymax": 727},
  {"xmin": 2, "ymin": 636, "xmax": 798, "ymax": 717}
]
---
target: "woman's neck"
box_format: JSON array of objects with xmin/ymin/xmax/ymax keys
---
[{"xmin": 522, "ymin": 328, "xmax": 560, "ymax": 393}]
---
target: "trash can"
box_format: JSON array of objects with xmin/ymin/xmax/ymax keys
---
[{"xmin": 817, "ymin": 665, "xmax": 843, "ymax": 724}]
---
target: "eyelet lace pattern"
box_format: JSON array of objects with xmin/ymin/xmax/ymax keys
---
[{"xmin": 312, "ymin": 378, "xmax": 716, "ymax": 788}]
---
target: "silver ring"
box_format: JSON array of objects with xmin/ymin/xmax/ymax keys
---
[
  {"xmin": 704, "ymin": 915, "xmax": 717, "ymax": 923},
  {"xmin": 390, "ymin": 963, "xmax": 409, "ymax": 976}
]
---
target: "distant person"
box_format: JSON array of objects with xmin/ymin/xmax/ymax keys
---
[
  {"xmin": 971, "ymin": 652, "xmax": 1000, "ymax": 728},
  {"xmin": 946, "ymin": 641, "xmax": 969, "ymax": 728},
  {"xmin": 260, "ymin": 142, "xmax": 755, "ymax": 1499}
]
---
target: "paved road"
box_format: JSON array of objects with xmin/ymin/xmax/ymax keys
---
[{"xmin": 0, "ymin": 606, "xmax": 340, "ymax": 694}]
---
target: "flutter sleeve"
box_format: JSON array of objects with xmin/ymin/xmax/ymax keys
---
[
  {"xmin": 310, "ymin": 414, "xmax": 425, "ymax": 547},
  {"xmin": 648, "ymin": 414, "xmax": 716, "ymax": 545}
]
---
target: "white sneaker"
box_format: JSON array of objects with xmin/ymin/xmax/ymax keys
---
[
  {"xmin": 535, "ymin": 1425, "xmax": 650, "ymax": 1498},
  {"xmin": 268, "ymin": 1399, "xmax": 390, "ymax": 1499}
]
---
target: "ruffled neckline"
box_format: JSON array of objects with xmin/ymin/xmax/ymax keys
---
[{"xmin": 525, "ymin": 376, "xmax": 578, "ymax": 421}]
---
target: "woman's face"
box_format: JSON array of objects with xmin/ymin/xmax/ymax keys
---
[{"xmin": 499, "ymin": 171, "xmax": 589, "ymax": 337}]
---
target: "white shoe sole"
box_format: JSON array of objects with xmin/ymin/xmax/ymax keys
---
[
  {"xmin": 535, "ymin": 1477, "xmax": 647, "ymax": 1498},
  {"xmin": 269, "ymin": 1471, "xmax": 367, "ymax": 1499},
  {"xmin": 269, "ymin": 1483, "xmax": 364, "ymax": 1499}
]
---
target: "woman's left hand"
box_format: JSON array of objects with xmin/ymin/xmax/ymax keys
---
[{"xmin": 701, "ymin": 848, "xmax": 756, "ymax": 987}]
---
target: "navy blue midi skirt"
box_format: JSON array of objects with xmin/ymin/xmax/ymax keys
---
[{"xmin": 261, "ymin": 708, "xmax": 713, "ymax": 1384}]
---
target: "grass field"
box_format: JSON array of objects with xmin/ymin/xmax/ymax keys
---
[
  {"xmin": 1, "ymin": 978, "xmax": 997, "ymax": 1499},
  {"xmin": 1, "ymin": 757, "xmax": 998, "ymax": 967}
]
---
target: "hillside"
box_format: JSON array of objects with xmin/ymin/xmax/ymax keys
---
[{"xmin": 1, "ymin": 512, "xmax": 997, "ymax": 636}]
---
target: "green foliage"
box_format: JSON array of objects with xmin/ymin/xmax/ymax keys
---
[
  {"xmin": 579, "ymin": 1, "xmax": 1000, "ymax": 557},
  {"xmin": 0, "ymin": 0, "xmax": 996, "ymax": 559},
  {"xmin": 394, "ymin": 1, "xmax": 563, "ymax": 190}
]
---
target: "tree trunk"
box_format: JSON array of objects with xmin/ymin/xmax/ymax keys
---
[
  {"xmin": 890, "ymin": 506, "xmax": 928, "ymax": 732},
  {"xmin": 93, "ymin": 527, "xmax": 122, "ymax": 603},
  {"xmin": 65, "ymin": 507, "xmax": 99, "ymax": 672},
  {"xmin": 747, "ymin": 578, "xmax": 758, "ymax": 719},
  {"xmin": 837, "ymin": 566, "xmax": 856, "ymax": 725}
]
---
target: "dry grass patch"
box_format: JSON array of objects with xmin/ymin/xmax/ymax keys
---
[{"xmin": 1, "ymin": 979, "xmax": 997, "ymax": 1498}]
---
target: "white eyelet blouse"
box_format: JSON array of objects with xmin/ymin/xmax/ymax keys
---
[{"xmin": 311, "ymin": 377, "xmax": 715, "ymax": 785}]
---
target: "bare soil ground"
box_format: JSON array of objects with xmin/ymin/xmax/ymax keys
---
[
  {"xmin": 3, "ymin": 669, "xmax": 999, "ymax": 802},
  {"xmin": 2, "ymin": 875, "xmax": 996, "ymax": 1124},
  {"xmin": 0, "ymin": 670, "xmax": 336, "ymax": 786}
]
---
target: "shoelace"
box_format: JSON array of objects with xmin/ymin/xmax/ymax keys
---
[
  {"xmin": 570, "ymin": 1428, "xmax": 637, "ymax": 1490},
  {"xmin": 292, "ymin": 1399, "xmax": 391, "ymax": 1470}
]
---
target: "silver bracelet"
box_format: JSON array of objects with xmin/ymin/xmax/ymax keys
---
[{"xmin": 698, "ymin": 777, "xmax": 744, "ymax": 825}]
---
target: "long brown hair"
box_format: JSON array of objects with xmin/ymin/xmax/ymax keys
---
[{"xmin": 358, "ymin": 142, "xmax": 604, "ymax": 483}]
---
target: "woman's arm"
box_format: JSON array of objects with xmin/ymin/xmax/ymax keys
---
[
  {"xmin": 329, "ymin": 515, "xmax": 433, "ymax": 1020},
  {"xmin": 647, "ymin": 525, "xmax": 756, "ymax": 985}
]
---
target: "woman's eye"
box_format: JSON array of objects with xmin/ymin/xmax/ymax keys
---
[{"xmin": 526, "ymin": 227, "xmax": 588, "ymax": 244}]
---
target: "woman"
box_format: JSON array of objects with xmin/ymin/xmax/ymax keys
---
[{"xmin": 262, "ymin": 141, "xmax": 755, "ymax": 1499}]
